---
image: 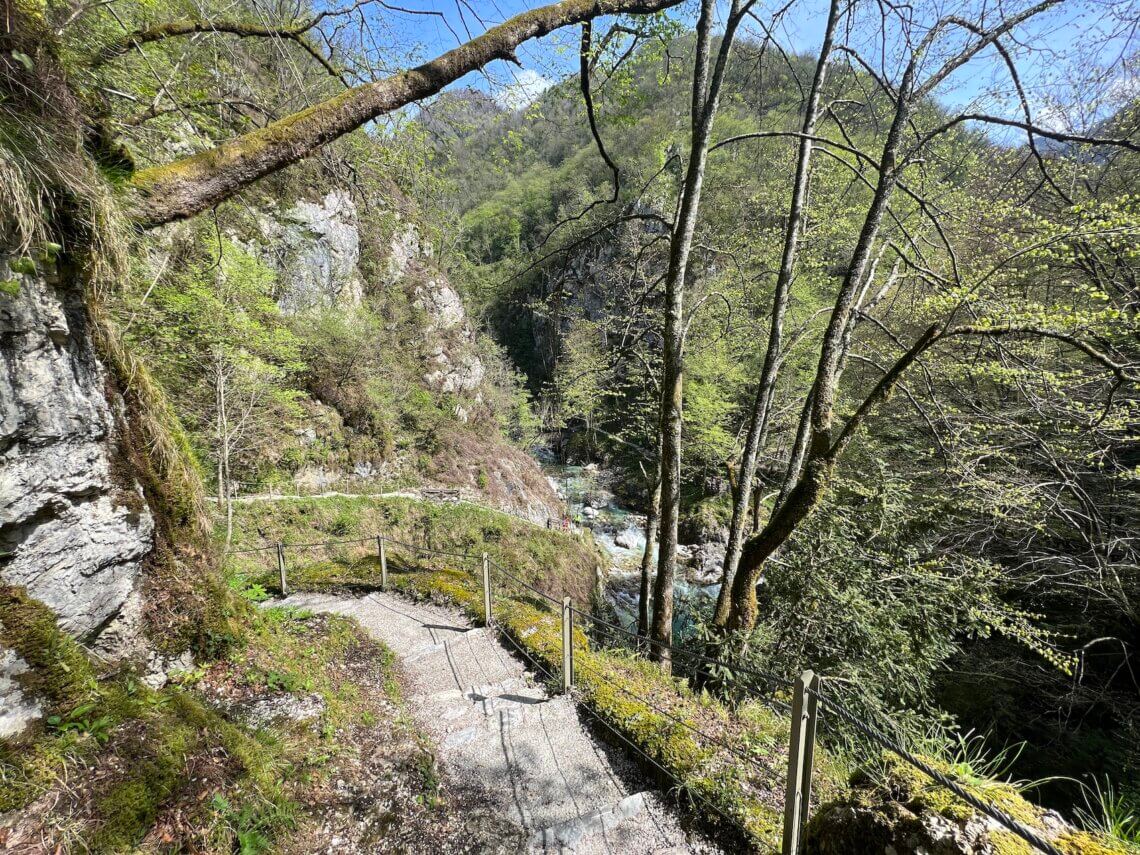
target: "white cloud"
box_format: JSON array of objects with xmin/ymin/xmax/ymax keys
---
[{"xmin": 493, "ymin": 68, "xmax": 552, "ymax": 111}]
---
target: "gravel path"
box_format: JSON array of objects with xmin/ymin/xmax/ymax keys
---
[{"xmin": 278, "ymin": 591, "xmax": 724, "ymax": 854}]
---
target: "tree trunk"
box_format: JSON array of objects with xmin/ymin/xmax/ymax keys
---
[
  {"xmin": 725, "ymin": 322, "xmax": 942, "ymax": 630},
  {"xmin": 650, "ymin": 0, "xmax": 743, "ymax": 666},
  {"xmin": 776, "ymin": 389, "xmax": 814, "ymax": 512},
  {"xmin": 125, "ymin": 0, "xmax": 687, "ymax": 228},
  {"xmin": 225, "ymin": 482, "xmax": 235, "ymax": 549},
  {"xmin": 637, "ymin": 467, "xmax": 661, "ymax": 640},
  {"xmin": 215, "ymin": 374, "xmax": 225, "ymax": 509},
  {"xmin": 714, "ymin": 0, "xmax": 840, "ymax": 628},
  {"xmin": 725, "ymin": 456, "xmax": 833, "ymax": 630}
]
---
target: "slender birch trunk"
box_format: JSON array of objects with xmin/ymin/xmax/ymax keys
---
[
  {"xmin": 650, "ymin": 0, "xmax": 748, "ymax": 666},
  {"xmin": 714, "ymin": 0, "xmax": 841, "ymax": 627}
]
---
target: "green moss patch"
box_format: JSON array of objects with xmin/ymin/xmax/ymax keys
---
[
  {"xmin": 812, "ymin": 753, "xmax": 1134, "ymax": 855},
  {"xmin": 0, "ymin": 585, "xmax": 101, "ymax": 713},
  {"xmin": 224, "ymin": 494, "xmax": 602, "ymax": 603}
]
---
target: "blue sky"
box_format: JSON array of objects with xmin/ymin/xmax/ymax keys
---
[{"xmin": 362, "ymin": 0, "xmax": 1138, "ymax": 130}]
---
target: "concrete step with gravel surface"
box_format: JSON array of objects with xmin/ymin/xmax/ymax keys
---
[
  {"xmin": 276, "ymin": 589, "xmax": 722, "ymax": 854},
  {"xmin": 529, "ymin": 791, "xmax": 654, "ymax": 850}
]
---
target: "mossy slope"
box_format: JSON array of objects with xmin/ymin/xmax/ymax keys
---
[
  {"xmin": 225, "ymin": 494, "xmax": 603, "ymax": 604},
  {"xmin": 0, "ymin": 585, "xmax": 445, "ymax": 852}
]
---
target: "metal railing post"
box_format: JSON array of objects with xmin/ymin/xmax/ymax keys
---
[
  {"xmin": 378, "ymin": 535, "xmax": 388, "ymax": 591},
  {"xmin": 782, "ymin": 670, "xmax": 820, "ymax": 854},
  {"xmin": 481, "ymin": 552, "xmax": 492, "ymax": 626},
  {"xmin": 276, "ymin": 542, "xmax": 288, "ymax": 596},
  {"xmin": 561, "ymin": 597, "xmax": 573, "ymax": 693}
]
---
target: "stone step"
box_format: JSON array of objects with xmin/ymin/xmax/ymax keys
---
[
  {"xmin": 408, "ymin": 630, "xmax": 524, "ymax": 694},
  {"xmin": 420, "ymin": 679, "xmax": 564, "ymax": 751},
  {"xmin": 282, "ymin": 591, "xmax": 720, "ymax": 855},
  {"xmin": 527, "ymin": 791, "xmax": 650, "ymax": 852}
]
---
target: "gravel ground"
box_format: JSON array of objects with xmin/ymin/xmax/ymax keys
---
[{"xmin": 279, "ymin": 591, "xmax": 727, "ymax": 854}]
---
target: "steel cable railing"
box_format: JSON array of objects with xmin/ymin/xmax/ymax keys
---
[
  {"xmin": 570, "ymin": 606, "xmax": 795, "ymax": 698},
  {"xmin": 572, "ymin": 655, "xmax": 782, "ymax": 777},
  {"xmin": 495, "ymin": 620, "xmax": 559, "ymax": 683},
  {"xmin": 809, "ymin": 682, "xmax": 1064, "ymax": 855},
  {"xmin": 224, "ymin": 544, "xmax": 278, "ymax": 555},
  {"xmin": 225, "ymin": 530, "xmax": 1072, "ymax": 855},
  {"xmin": 567, "ymin": 680, "xmax": 780, "ymax": 854},
  {"xmin": 488, "ymin": 560, "xmax": 563, "ymax": 607}
]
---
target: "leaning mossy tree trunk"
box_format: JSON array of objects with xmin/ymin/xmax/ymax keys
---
[{"xmin": 120, "ymin": 0, "xmax": 691, "ymax": 229}]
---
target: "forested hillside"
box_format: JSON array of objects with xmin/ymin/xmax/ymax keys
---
[
  {"xmin": 428, "ymin": 27, "xmax": 1140, "ymax": 812},
  {"xmin": 1, "ymin": 0, "xmax": 1138, "ymax": 850}
]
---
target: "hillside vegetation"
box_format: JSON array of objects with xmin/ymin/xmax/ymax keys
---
[
  {"xmin": 425, "ymin": 23, "xmax": 1140, "ymax": 821},
  {"xmin": 1, "ymin": 0, "xmax": 1138, "ymax": 851}
]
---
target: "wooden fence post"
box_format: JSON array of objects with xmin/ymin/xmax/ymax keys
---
[
  {"xmin": 276, "ymin": 542, "xmax": 288, "ymax": 596},
  {"xmin": 561, "ymin": 598, "xmax": 574, "ymax": 694},
  {"xmin": 481, "ymin": 553, "xmax": 492, "ymax": 626},
  {"xmin": 782, "ymin": 670, "xmax": 820, "ymax": 855},
  {"xmin": 378, "ymin": 536, "xmax": 388, "ymax": 591}
]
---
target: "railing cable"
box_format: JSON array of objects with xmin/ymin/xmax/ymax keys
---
[
  {"xmin": 571, "ymin": 606, "xmax": 795, "ymax": 691},
  {"xmin": 567, "ymin": 684, "xmax": 778, "ymax": 853},
  {"xmin": 573, "ymin": 658, "xmax": 781, "ymax": 776},
  {"xmin": 488, "ymin": 560, "xmax": 563, "ymax": 607},
  {"xmin": 812, "ymin": 683, "xmax": 1064, "ymax": 855}
]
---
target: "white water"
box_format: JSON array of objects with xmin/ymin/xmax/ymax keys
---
[{"xmin": 540, "ymin": 459, "xmax": 719, "ymax": 639}]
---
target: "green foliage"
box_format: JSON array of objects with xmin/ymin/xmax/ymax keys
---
[
  {"xmin": 1075, "ymin": 778, "xmax": 1140, "ymax": 846},
  {"xmin": 209, "ymin": 794, "xmax": 273, "ymax": 855},
  {"xmin": 45, "ymin": 702, "xmax": 114, "ymax": 744},
  {"xmin": 232, "ymin": 578, "xmax": 271, "ymax": 603}
]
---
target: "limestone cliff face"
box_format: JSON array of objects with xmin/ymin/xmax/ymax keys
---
[
  {"xmin": 0, "ymin": 258, "xmax": 153, "ymax": 650},
  {"xmin": 259, "ymin": 189, "xmax": 365, "ymax": 314},
  {"xmin": 0, "ymin": 257, "xmax": 156, "ymax": 735}
]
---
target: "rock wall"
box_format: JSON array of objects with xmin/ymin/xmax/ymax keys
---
[
  {"xmin": 0, "ymin": 648, "xmax": 41, "ymax": 739},
  {"xmin": 259, "ymin": 189, "xmax": 364, "ymax": 314},
  {"xmin": 0, "ymin": 258, "xmax": 153, "ymax": 652},
  {"xmin": 245, "ymin": 192, "xmax": 563, "ymax": 522}
]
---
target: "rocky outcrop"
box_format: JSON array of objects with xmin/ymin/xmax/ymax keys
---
[
  {"xmin": 1, "ymin": 259, "xmax": 153, "ymax": 657},
  {"xmin": 804, "ymin": 760, "xmax": 1083, "ymax": 855},
  {"xmin": 414, "ymin": 278, "xmax": 466, "ymax": 331},
  {"xmin": 0, "ymin": 646, "xmax": 41, "ymax": 739},
  {"xmin": 240, "ymin": 190, "xmax": 561, "ymax": 523},
  {"xmin": 385, "ymin": 220, "xmax": 428, "ymax": 281},
  {"xmin": 260, "ymin": 189, "xmax": 364, "ymax": 314},
  {"xmin": 424, "ymin": 347, "xmax": 485, "ymax": 397}
]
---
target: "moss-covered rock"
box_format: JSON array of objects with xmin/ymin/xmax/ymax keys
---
[{"xmin": 804, "ymin": 753, "xmax": 1132, "ymax": 854}]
